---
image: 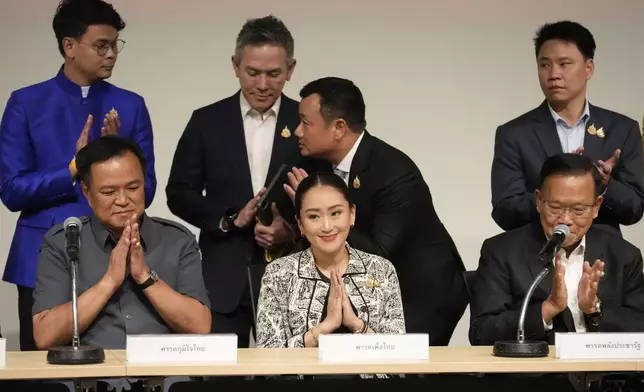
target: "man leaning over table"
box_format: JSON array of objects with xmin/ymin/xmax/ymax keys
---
[
  {"xmin": 470, "ymin": 153, "xmax": 644, "ymax": 346},
  {"xmin": 33, "ymin": 136, "xmax": 210, "ymax": 350}
]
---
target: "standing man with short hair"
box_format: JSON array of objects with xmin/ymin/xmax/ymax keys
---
[
  {"xmin": 491, "ymin": 20, "xmax": 644, "ymax": 236},
  {"xmin": 0, "ymin": 0, "xmax": 157, "ymax": 351},
  {"xmin": 166, "ymin": 15, "xmax": 319, "ymax": 348}
]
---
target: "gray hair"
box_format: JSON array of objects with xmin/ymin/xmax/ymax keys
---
[{"xmin": 234, "ymin": 15, "xmax": 294, "ymax": 64}]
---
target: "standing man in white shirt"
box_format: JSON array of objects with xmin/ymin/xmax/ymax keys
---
[{"xmin": 165, "ymin": 15, "xmax": 321, "ymax": 347}]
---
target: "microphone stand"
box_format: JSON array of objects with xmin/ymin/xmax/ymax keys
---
[
  {"xmin": 493, "ymin": 249, "xmax": 557, "ymax": 358},
  {"xmin": 47, "ymin": 254, "xmax": 105, "ymax": 364}
]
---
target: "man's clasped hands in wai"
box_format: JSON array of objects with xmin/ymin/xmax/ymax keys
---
[{"xmin": 103, "ymin": 214, "xmax": 152, "ymax": 288}]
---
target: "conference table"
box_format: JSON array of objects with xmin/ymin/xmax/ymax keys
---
[{"xmin": 1, "ymin": 346, "xmax": 642, "ymax": 391}]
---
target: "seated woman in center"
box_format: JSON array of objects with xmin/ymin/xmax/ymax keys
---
[{"xmin": 256, "ymin": 172, "xmax": 405, "ymax": 349}]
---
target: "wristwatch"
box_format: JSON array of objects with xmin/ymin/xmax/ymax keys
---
[
  {"xmin": 138, "ymin": 269, "xmax": 158, "ymax": 290},
  {"xmin": 583, "ymin": 299, "xmax": 603, "ymax": 327},
  {"xmin": 221, "ymin": 207, "xmax": 239, "ymax": 232}
]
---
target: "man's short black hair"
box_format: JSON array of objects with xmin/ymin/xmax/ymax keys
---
[
  {"xmin": 53, "ymin": 0, "xmax": 126, "ymax": 57},
  {"xmin": 533, "ymin": 20, "xmax": 596, "ymax": 60},
  {"xmin": 539, "ymin": 153, "xmax": 603, "ymax": 196},
  {"xmin": 76, "ymin": 136, "xmax": 146, "ymax": 187},
  {"xmin": 299, "ymin": 77, "xmax": 367, "ymax": 132}
]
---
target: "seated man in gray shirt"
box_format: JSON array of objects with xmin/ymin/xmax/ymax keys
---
[{"xmin": 33, "ymin": 136, "xmax": 211, "ymax": 350}]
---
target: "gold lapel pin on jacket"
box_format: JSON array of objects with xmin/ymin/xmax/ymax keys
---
[
  {"xmin": 596, "ymin": 127, "xmax": 605, "ymax": 139},
  {"xmin": 587, "ymin": 123, "xmax": 597, "ymax": 136},
  {"xmin": 353, "ymin": 176, "xmax": 361, "ymax": 189},
  {"xmin": 366, "ymin": 277, "xmax": 380, "ymax": 288},
  {"xmin": 281, "ymin": 126, "xmax": 291, "ymax": 138}
]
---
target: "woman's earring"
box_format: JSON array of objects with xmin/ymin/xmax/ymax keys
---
[{"xmin": 301, "ymin": 232, "xmax": 305, "ymax": 237}]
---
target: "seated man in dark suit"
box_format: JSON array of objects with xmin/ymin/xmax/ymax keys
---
[
  {"xmin": 471, "ymin": 153, "xmax": 644, "ymax": 346},
  {"xmin": 284, "ymin": 77, "xmax": 468, "ymax": 346},
  {"xmin": 491, "ymin": 20, "xmax": 644, "ymax": 236}
]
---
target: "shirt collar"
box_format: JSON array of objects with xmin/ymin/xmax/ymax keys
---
[
  {"xmin": 90, "ymin": 213, "xmax": 154, "ymax": 251},
  {"xmin": 54, "ymin": 65, "xmax": 109, "ymax": 99},
  {"xmin": 240, "ymin": 92, "xmax": 281, "ymax": 119},
  {"xmin": 335, "ymin": 131, "xmax": 365, "ymax": 173},
  {"xmin": 547, "ymin": 99, "xmax": 590, "ymax": 127},
  {"xmin": 554, "ymin": 235, "xmax": 586, "ymax": 261}
]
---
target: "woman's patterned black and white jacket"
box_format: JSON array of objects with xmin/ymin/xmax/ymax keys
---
[{"xmin": 256, "ymin": 244, "xmax": 405, "ymax": 348}]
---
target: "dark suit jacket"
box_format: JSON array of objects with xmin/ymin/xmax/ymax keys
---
[
  {"xmin": 491, "ymin": 101, "xmax": 644, "ymax": 235},
  {"xmin": 343, "ymin": 131, "xmax": 468, "ymax": 345},
  {"xmin": 166, "ymin": 91, "xmax": 317, "ymax": 313},
  {"xmin": 469, "ymin": 223, "xmax": 644, "ymax": 346}
]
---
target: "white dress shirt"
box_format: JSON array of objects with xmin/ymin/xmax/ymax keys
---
[
  {"xmin": 240, "ymin": 93, "xmax": 280, "ymax": 195},
  {"xmin": 544, "ymin": 236, "xmax": 587, "ymax": 332},
  {"xmin": 333, "ymin": 131, "xmax": 365, "ymax": 185}
]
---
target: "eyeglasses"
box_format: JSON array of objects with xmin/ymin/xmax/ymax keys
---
[
  {"xmin": 541, "ymin": 200, "xmax": 595, "ymax": 218},
  {"xmin": 81, "ymin": 39, "xmax": 126, "ymax": 56}
]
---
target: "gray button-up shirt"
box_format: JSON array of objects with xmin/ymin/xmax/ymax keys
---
[{"xmin": 33, "ymin": 214, "xmax": 211, "ymax": 349}]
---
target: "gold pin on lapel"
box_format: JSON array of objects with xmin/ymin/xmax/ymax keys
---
[
  {"xmin": 587, "ymin": 123, "xmax": 597, "ymax": 136},
  {"xmin": 366, "ymin": 277, "xmax": 381, "ymax": 288},
  {"xmin": 353, "ymin": 176, "xmax": 361, "ymax": 189},
  {"xmin": 281, "ymin": 126, "xmax": 291, "ymax": 138},
  {"xmin": 596, "ymin": 127, "xmax": 605, "ymax": 139}
]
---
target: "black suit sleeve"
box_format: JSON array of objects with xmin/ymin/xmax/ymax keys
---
[
  {"xmin": 469, "ymin": 240, "xmax": 546, "ymax": 345},
  {"xmin": 347, "ymin": 169, "xmax": 419, "ymax": 259},
  {"xmin": 601, "ymin": 120, "xmax": 644, "ymax": 225},
  {"xmin": 491, "ymin": 125, "xmax": 539, "ymax": 231},
  {"xmin": 597, "ymin": 249, "xmax": 644, "ymax": 332},
  {"xmin": 166, "ymin": 111, "xmax": 227, "ymax": 234}
]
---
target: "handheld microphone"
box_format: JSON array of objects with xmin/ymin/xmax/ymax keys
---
[
  {"xmin": 492, "ymin": 223, "xmax": 571, "ymax": 358},
  {"xmin": 538, "ymin": 224, "xmax": 571, "ymax": 259},
  {"xmin": 64, "ymin": 217, "xmax": 82, "ymax": 260}
]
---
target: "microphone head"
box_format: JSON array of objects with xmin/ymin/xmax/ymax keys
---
[
  {"xmin": 553, "ymin": 224, "xmax": 571, "ymax": 240},
  {"xmin": 64, "ymin": 216, "xmax": 83, "ymax": 231}
]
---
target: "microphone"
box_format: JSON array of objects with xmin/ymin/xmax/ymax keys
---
[
  {"xmin": 47, "ymin": 216, "xmax": 105, "ymax": 365},
  {"xmin": 64, "ymin": 217, "xmax": 82, "ymax": 260},
  {"xmin": 538, "ymin": 224, "xmax": 571, "ymax": 259},
  {"xmin": 492, "ymin": 224, "xmax": 571, "ymax": 358}
]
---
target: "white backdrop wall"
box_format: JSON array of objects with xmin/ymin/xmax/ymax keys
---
[{"xmin": 0, "ymin": 0, "xmax": 642, "ymax": 349}]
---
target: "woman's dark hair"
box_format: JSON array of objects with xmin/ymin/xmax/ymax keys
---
[{"xmin": 294, "ymin": 172, "xmax": 353, "ymax": 217}]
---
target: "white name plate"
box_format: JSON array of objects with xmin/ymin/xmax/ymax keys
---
[
  {"xmin": 318, "ymin": 333, "xmax": 429, "ymax": 362},
  {"xmin": 0, "ymin": 338, "xmax": 5, "ymax": 367},
  {"xmin": 126, "ymin": 334, "xmax": 237, "ymax": 364},
  {"xmin": 555, "ymin": 332, "xmax": 644, "ymax": 359}
]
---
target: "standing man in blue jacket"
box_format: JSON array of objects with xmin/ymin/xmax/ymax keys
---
[{"xmin": 0, "ymin": 0, "xmax": 156, "ymax": 351}]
